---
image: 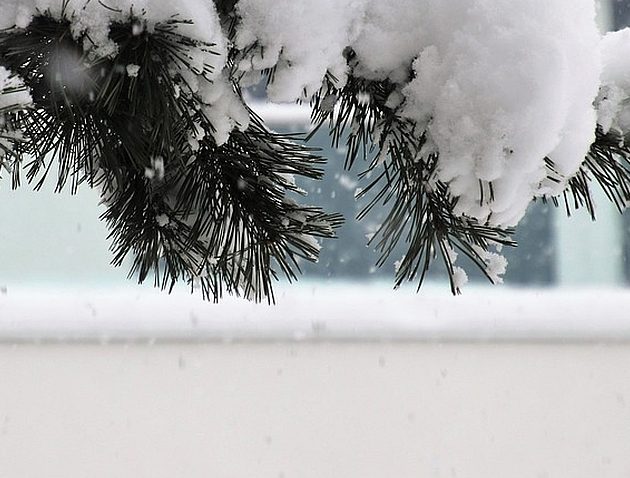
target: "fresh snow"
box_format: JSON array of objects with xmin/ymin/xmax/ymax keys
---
[
  {"xmin": 597, "ymin": 27, "xmax": 630, "ymax": 136},
  {"xmin": 236, "ymin": 0, "xmax": 602, "ymax": 228},
  {"xmin": 1, "ymin": 284, "xmax": 630, "ymax": 342}
]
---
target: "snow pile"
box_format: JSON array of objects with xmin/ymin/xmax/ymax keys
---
[
  {"xmin": 235, "ymin": 0, "xmax": 601, "ymax": 227},
  {"xmin": 194, "ymin": 72, "xmax": 250, "ymax": 145},
  {"xmin": 235, "ymin": 0, "xmax": 365, "ymax": 101},
  {"xmin": 597, "ymin": 28, "xmax": 630, "ymax": 136},
  {"xmin": 402, "ymin": 1, "xmax": 600, "ymax": 226}
]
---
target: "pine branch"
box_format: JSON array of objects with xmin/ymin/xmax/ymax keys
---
[
  {"xmin": 309, "ymin": 59, "xmax": 515, "ymax": 293},
  {"xmin": 12, "ymin": 5, "xmax": 629, "ymax": 299},
  {"xmin": 102, "ymin": 113, "xmax": 343, "ymax": 302},
  {"xmin": 548, "ymin": 127, "xmax": 630, "ymax": 219},
  {"xmin": 0, "ymin": 13, "xmax": 341, "ymax": 302},
  {"xmin": 0, "ymin": 16, "xmax": 108, "ymax": 191}
]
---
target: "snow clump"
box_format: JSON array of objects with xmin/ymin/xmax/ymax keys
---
[
  {"xmin": 235, "ymin": 0, "xmax": 366, "ymax": 101},
  {"xmin": 235, "ymin": 0, "xmax": 602, "ymax": 228},
  {"xmin": 401, "ymin": 0, "xmax": 601, "ymax": 227},
  {"xmin": 596, "ymin": 28, "xmax": 630, "ymax": 137}
]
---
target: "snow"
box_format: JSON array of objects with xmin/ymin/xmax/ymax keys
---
[
  {"xmin": 235, "ymin": 0, "xmax": 363, "ymax": 101},
  {"xmin": 337, "ymin": 174, "xmax": 357, "ymax": 191},
  {"xmin": 155, "ymin": 213, "xmax": 170, "ymax": 227},
  {"xmin": 125, "ymin": 64, "xmax": 140, "ymax": 78},
  {"xmin": 234, "ymin": 0, "xmax": 602, "ymax": 228},
  {"xmin": 597, "ymin": 27, "xmax": 630, "ymax": 136},
  {"xmin": 197, "ymin": 73, "xmax": 250, "ymax": 145},
  {"xmin": 144, "ymin": 156, "xmax": 165, "ymax": 181},
  {"xmin": 401, "ymin": 1, "xmax": 600, "ymax": 226},
  {"xmin": 477, "ymin": 249, "xmax": 508, "ymax": 285},
  {"xmin": 452, "ymin": 267, "xmax": 469, "ymax": 290},
  {"xmin": 1, "ymin": 283, "xmax": 630, "ymax": 342},
  {"xmin": 0, "ymin": 0, "xmax": 609, "ymax": 227}
]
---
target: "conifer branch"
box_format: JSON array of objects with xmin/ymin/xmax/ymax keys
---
[
  {"xmin": 0, "ymin": 12, "xmax": 341, "ymax": 302},
  {"xmin": 547, "ymin": 128, "xmax": 630, "ymax": 219},
  {"xmin": 309, "ymin": 59, "xmax": 515, "ymax": 293}
]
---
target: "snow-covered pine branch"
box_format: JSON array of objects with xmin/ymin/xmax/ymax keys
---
[{"xmin": 0, "ymin": 0, "xmax": 628, "ymax": 299}]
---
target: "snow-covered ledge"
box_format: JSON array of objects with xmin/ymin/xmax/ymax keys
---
[{"xmin": 1, "ymin": 283, "xmax": 629, "ymax": 343}]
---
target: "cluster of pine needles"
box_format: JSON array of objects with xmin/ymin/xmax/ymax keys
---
[{"xmin": 0, "ymin": 12, "xmax": 341, "ymax": 302}]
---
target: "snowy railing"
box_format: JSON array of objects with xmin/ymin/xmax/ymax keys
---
[{"xmin": 1, "ymin": 283, "xmax": 629, "ymax": 343}]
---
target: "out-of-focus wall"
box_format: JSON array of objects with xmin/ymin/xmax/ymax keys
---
[{"xmin": 0, "ymin": 342, "xmax": 628, "ymax": 478}]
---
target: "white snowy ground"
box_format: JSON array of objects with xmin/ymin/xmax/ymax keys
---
[{"xmin": 1, "ymin": 283, "xmax": 630, "ymax": 477}]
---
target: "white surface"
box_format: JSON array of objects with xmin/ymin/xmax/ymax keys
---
[
  {"xmin": 251, "ymin": 102, "xmax": 312, "ymax": 128},
  {"xmin": 1, "ymin": 283, "xmax": 630, "ymax": 342},
  {"xmin": 0, "ymin": 342, "xmax": 629, "ymax": 477}
]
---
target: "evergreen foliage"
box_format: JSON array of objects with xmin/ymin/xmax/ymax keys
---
[
  {"xmin": 308, "ymin": 67, "xmax": 515, "ymax": 293},
  {"xmin": 0, "ymin": 2, "xmax": 629, "ymax": 300},
  {"xmin": 0, "ymin": 9, "xmax": 341, "ymax": 302},
  {"xmin": 559, "ymin": 128, "xmax": 630, "ymax": 218}
]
